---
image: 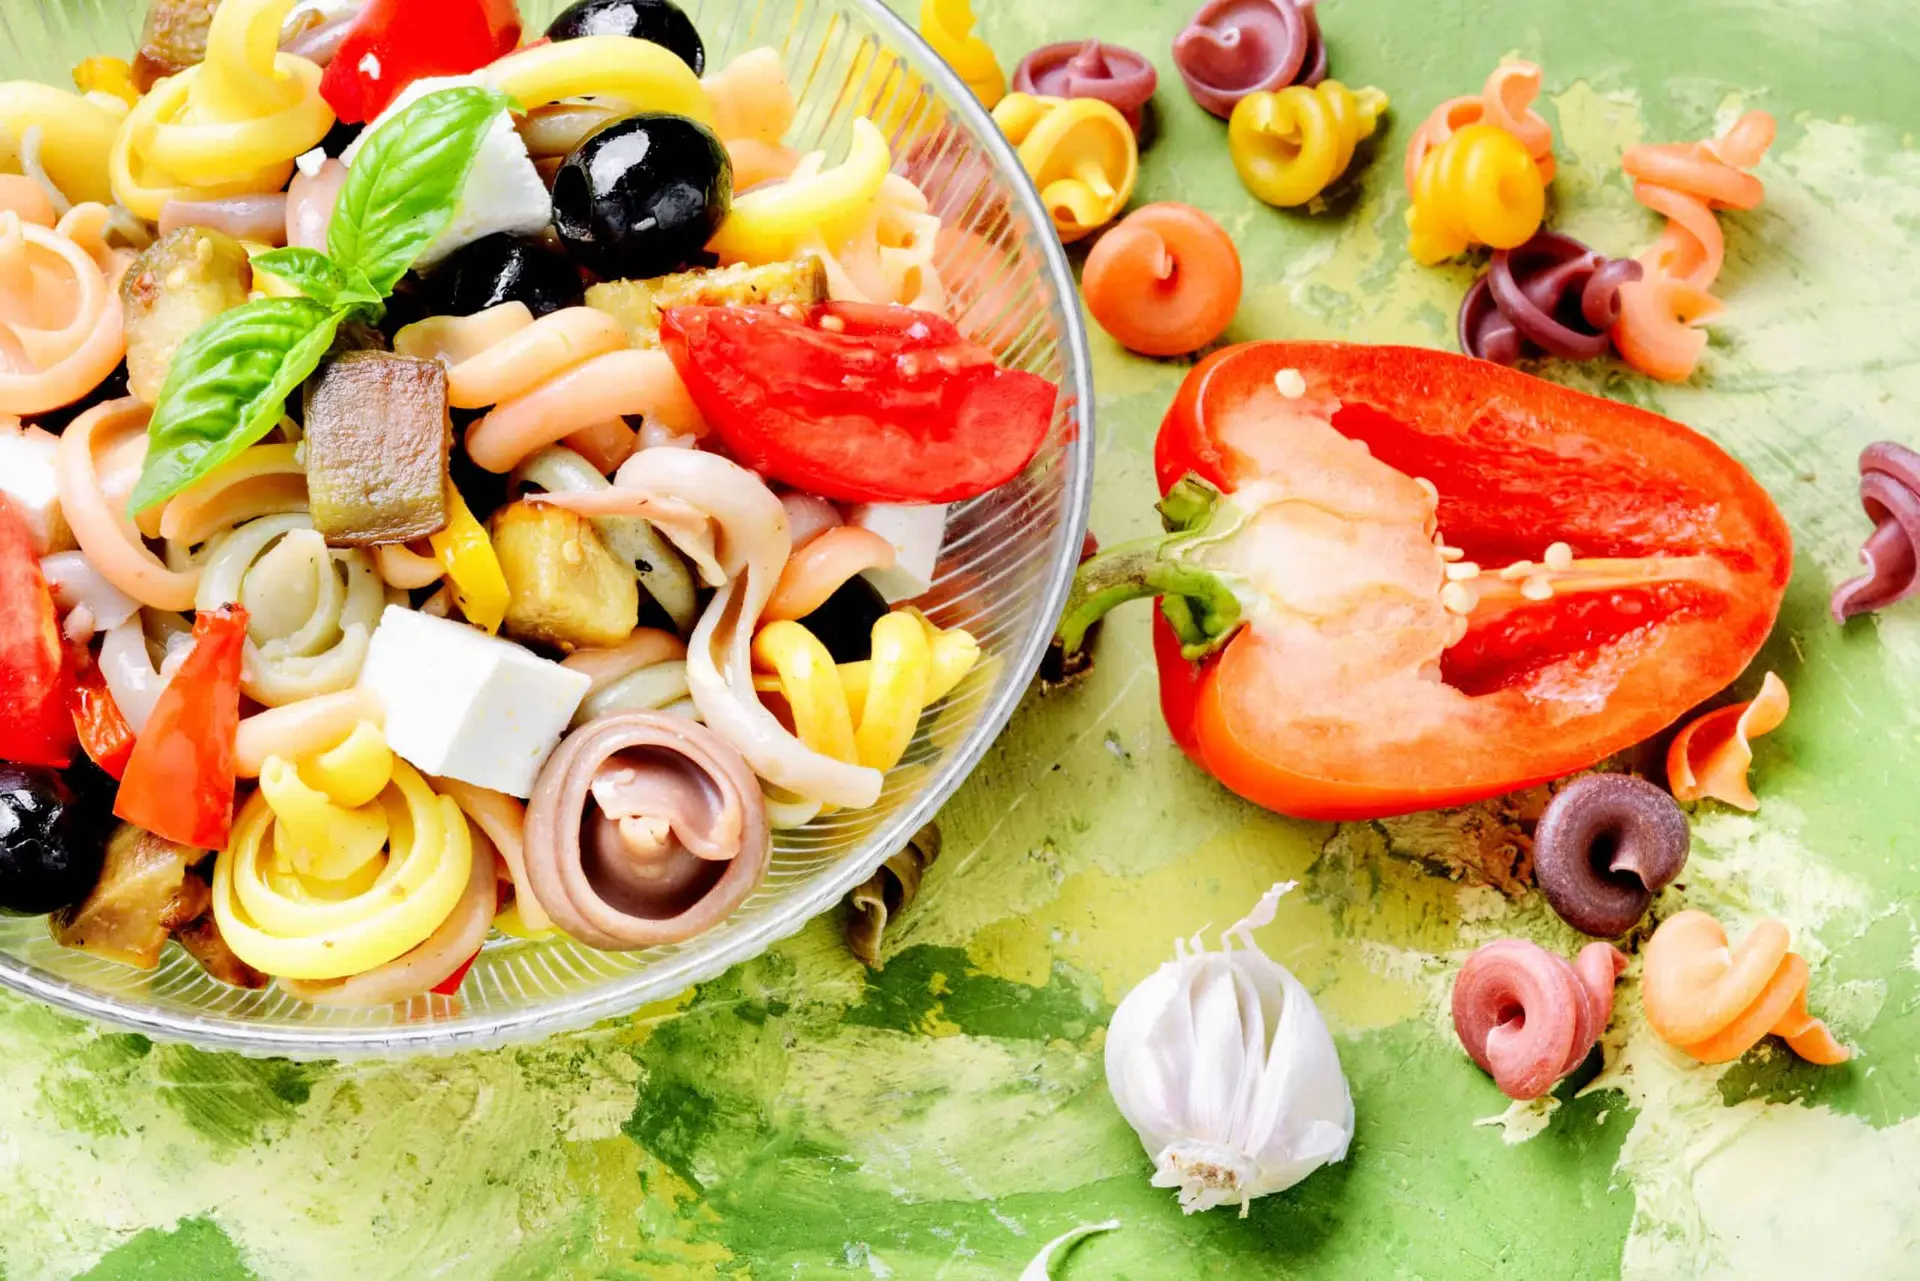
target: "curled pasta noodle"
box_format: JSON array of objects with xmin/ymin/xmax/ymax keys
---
[
  {"xmin": 0, "ymin": 208, "xmax": 128, "ymax": 414},
  {"xmin": 1080, "ymin": 202, "xmax": 1242, "ymax": 358},
  {"xmin": 194, "ymin": 512, "xmax": 384, "ymax": 707},
  {"xmin": 708, "ymin": 118, "xmax": 891, "ymax": 265},
  {"xmin": 213, "ymin": 755, "xmax": 474, "ymax": 981},
  {"xmin": 1831, "ymin": 442, "xmax": 1920, "ymax": 623},
  {"xmin": 372, "ymin": 541, "xmax": 445, "ymax": 590},
  {"xmin": 0, "ymin": 174, "xmax": 56, "ymax": 226},
  {"xmin": 1612, "ymin": 111, "xmax": 1775, "ymax": 383},
  {"xmin": 1405, "ymin": 123, "xmax": 1546, "ymax": 265},
  {"xmin": 1228, "ymin": 81, "xmax": 1388, "ymax": 209},
  {"xmin": 1451, "ymin": 938, "xmax": 1625, "ymax": 1100},
  {"xmin": 920, "ymin": 0, "xmax": 1006, "ymax": 108},
  {"xmin": 1404, "ymin": 62, "xmax": 1556, "ymax": 191},
  {"xmin": 536, "ymin": 448, "xmax": 885, "ymax": 809},
  {"xmin": 1665, "ymin": 670, "xmax": 1787, "ymax": 812},
  {"xmin": 111, "ymin": 0, "xmax": 335, "ymax": 220},
  {"xmin": 704, "ymin": 47, "xmax": 797, "ymax": 150},
  {"xmin": 99, "ymin": 613, "xmax": 195, "ymax": 735},
  {"xmin": 753, "ymin": 610, "xmax": 979, "ymax": 776},
  {"xmin": 991, "ymin": 93, "xmax": 1138, "ymax": 243},
  {"xmin": 0, "ymin": 81, "xmax": 127, "ymax": 207},
  {"xmin": 798, "ymin": 170, "xmax": 946, "ymax": 310},
  {"xmin": 56, "ymin": 399, "xmax": 201, "ymax": 610},
  {"xmin": 157, "ymin": 442, "xmax": 308, "ymax": 546},
  {"xmin": 235, "ymin": 686, "xmax": 386, "ymax": 777},
  {"xmin": 435, "ymin": 777, "xmax": 552, "ymax": 937},
  {"xmin": 563, "ymin": 627, "xmax": 691, "ymax": 725},
  {"xmin": 1642, "ymin": 910, "xmax": 1847, "ymax": 1065},
  {"xmin": 762, "ymin": 526, "xmax": 897, "ymax": 623}
]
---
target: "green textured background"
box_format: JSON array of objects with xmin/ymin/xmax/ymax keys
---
[{"xmin": 5, "ymin": 0, "xmax": 1919, "ymax": 1276}]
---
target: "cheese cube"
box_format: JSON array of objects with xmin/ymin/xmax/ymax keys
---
[
  {"xmin": 0, "ymin": 422, "xmax": 72, "ymax": 555},
  {"xmin": 852, "ymin": 503, "xmax": 948, "ymax": 603},
  {"xmin": 341, "ymin": 75, "xmax": 551, "ymax": 270},
  {"xmin": 356, "ymin": 606, "xmax": 590, "ymax": 797}
]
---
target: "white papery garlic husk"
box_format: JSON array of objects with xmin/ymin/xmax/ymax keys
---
[{"xmin": 1104, "ymin": 882, "xmax": 1354, "ymax": 1216}]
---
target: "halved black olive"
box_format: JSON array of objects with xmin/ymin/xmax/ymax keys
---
[
  {"xmin": 421, "ymin": 233, "xmax": 585, "ymax": 318},
  {"xmin": 798, "ymin": 575, "xmax": 891, "ymax": 664},
  {"xmin": 0, "ymin": 765, "xmax": 108, "ymax": 916},
  {"xmin": 553, "ymin": 114, "xmax": 732, "ymax": 282},
  {"xmin": 546, "ymin": 0, "xmax": 704, "ymax": 74}
]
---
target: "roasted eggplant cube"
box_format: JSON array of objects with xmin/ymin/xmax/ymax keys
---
[
  {"xmin": 133, "ymin": 0, "xmax": 218, "ymax": 92},
  {"xmin": 490, "ymin": 499, "xmax": 639, "ymax": 652},
  {"xmin": 585, "ymin": 257, "xmax": 829, "ymax": 347},
  {"xmin": 49, "ymin": 823, "xmax": 194, "ymax": 970},
  {"xmin": 304, "ymin": 352, "xmax": 453, "ymax": 546},
  {"xmin": 120, "ymin": 226, "xmax": 252, "ymax": 404}
]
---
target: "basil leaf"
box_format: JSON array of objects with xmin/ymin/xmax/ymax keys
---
[
  {"xmin": 249, "ymin": 247, "xmax": 380, "ymax": 310},
  {"xmin": 128, "ymin": 299, "xmax": 343, "ymax": 515},
  {"xmin": 329, "ymin": 86, "xmax": 512, "ymax": 295}
]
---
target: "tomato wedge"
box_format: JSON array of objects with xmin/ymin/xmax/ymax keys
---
[
  {"xmin": 320, "ymin": 0, "xmax": 523, "ymax": 123},
  {"xmin": 114, "ymin": 605, "xmax": 248, "ymax": 849},
  {"xmin": 70, "ymin": 658, "xmax": 136, "ymax": 780},
  {"xmin": 660, "ymin": 302, "xmax": 1059, "ymax": 504},
  {"xmin": 1060, "ymin": 342, "xmax": 1790, "ymax": 820},
  {"xmin": 0, "ymin": 495, "xmax": 74, "ymax": 768}
]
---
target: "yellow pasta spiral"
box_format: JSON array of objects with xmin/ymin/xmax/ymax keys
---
[
  {"xmin": 213, "ymin": 735, "xmax": 474, "ymax": 981},
  {"xmin": 920, "ymin": 0, "xmax": 1005, "ymax": 108},
  {"xmin": 992, "ymin": 93, "xmax": 1137, "ymax": 243},
  {"xmin": 110, "ymin": 0, "xmax": 334, "ymax": 220},
  {"xmin": 1405, "ymin": 122, "xmax": 1545, "ymax": 266},
  {"xmin": 753, "ymin": 611, "xmax": 980, "ymax": 783},
  {"xmin": 1229, "ymin": 81, "xmax": 1389, "ymax": 209}
]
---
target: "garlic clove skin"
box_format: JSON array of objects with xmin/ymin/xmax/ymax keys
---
[{"xmin": 1104, "ymin": 882, "xmax": 1354, "ymax": 1216}]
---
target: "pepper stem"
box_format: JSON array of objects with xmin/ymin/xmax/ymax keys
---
[{"xmin": 1054, "ymin": 476, "xmax": 1249, "ymax": 662}]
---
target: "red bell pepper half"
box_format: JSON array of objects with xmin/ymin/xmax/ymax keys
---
[
  {"xmin": 660, "ymin": 302, "xmax": 1059, "ymax": 504},
  {"xmin": 70, "ymin": 658, "xmax": 137, "ymax": 781},
  {"xmin": 1056, "ymin": 343, "xmax": 1790, "ymax": 820},
  {"xmin": 320, "ymin": 0, "xmax": 523, "ymax": 123},
  {"xmin": 114, "ymin": 604, "xmax": 249, "ymax": 850},
  {"xmin": 0, "ymin": 495, "xmax": 75, "ymax": 768}
]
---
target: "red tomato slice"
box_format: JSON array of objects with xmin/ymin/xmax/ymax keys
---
[
  {"xmin": 660, "ymin": 302, "xmax": 1059, "ymax": 505},
  {"xmin": 0, "ymin": 495, "xmax": 74, "ymax": 768},
  {"xmin": 114, "ymin": 605, "xmax": 248, "ymax": 850},
  {"xmin": 320, "ymin": 0, "xmax": 523, "ymax": 123},
  {"xmin": 1154, "ymin": 342, "xmax": 1790, "ymax": 819}
]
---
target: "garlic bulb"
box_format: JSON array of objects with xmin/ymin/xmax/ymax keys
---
[{"xmin": 1104, "ymin": 882, "xmax": 1354, "ymax": 1216}]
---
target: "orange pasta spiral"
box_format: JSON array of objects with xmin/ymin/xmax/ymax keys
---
[
  {"xmin": 394, "ymin": 302, "xmax": 706, "ymax": 474},
  {"xmin": 1404, "ymin": 62, "xmax": 1556, "ymax": 192},
  {"xmin": 1642, "ymin": 910, "xmax": 1847, "ymax": 1066},
  {"xmin": 1612, "ymin": 110, "xmax": 1775, "ymax": 383},
  {"xmin": 0, "ymin": 201, "xmax": 128, "ymax": 415}
]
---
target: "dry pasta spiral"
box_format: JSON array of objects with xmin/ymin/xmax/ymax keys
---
[
  {"xmin": 920, "ymin": 0, "xmax": 1006, "ymax": 108},
  {"xmin": 1228, "ymin": 81, "xmax": 1388, "ymax": 209},
  {"xmin": 0, "ymin": 205, "xmax": 128, "ymax": 415},
  {"xmin": 56, "ymin": 398, "xmax": 202, "ymax": 611},
  {"xmin": 1642, "ymin": 910, "xmax": 1847, "ymax": 1066},
  {"xmin": 1406, "ymin": 123, "xmax": 1545, "ymax": 265},
  {"xmin": 1404, "ymin": 62, "xmax": 1556, "ymax": 191},
  {"xmin": 395, "ymin": 303, "xmax": 705, "ymax": 474},
  {"xmin": 798, "ymin": 168, "xmax": 946, "ymax": 311},
  {"xmin": 111, "ymin": 0, "xmax": 334, "ymax": 220},
  {"xmin": 990, "ymin": 93, "xmax": 1138, "ymax": 243}
]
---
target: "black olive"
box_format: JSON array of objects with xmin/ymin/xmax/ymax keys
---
[
  {"xmin": 553, "ymin": 114, "xmax": 732, "ymax": 281},
  {"xmin": 0, "ymin": 765, "xmax": 107, "ymax": 916},
  {"xmin": 421, "ymin": 234, "xmax": 586, "ymax": 318},
  {"xmin": 546, "ymin": 0, "xmax": 704, "ymax": 74},
  {"xmin": 798, "ymin": 575, "xmax": 891, "ymax": 664}
]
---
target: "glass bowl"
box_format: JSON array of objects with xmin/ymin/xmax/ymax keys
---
[{"xmin": 0, "ymin": 0, "xmax": 1093, "ymax": 1056}]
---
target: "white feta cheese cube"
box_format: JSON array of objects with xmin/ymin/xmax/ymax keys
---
[
  {"xmin": 851, "ymin": 503, "xmax": 948, "ymax": 603},
  {"xmin": 357, "ymin": 606, "xmax": 590, "ymax": 797},
  {"xmin": 0, "ymin": 422, "xmax": 71, "ymax": 555},
  {"xmin": 341, "ymin": 75, "xmax": 552, "ymax": 269}
]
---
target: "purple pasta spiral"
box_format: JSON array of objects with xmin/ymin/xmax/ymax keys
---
[
  {"xmin": 1172, "ymin": 0, "xmax": 1327, "ymax": 120},
  {"xmin": 1012, "ymin": 41, "xmax": 1159, "ymax": 136},
  {"xmin": 1532, "ymin": 775, "xmax": 1690, "ymax": 938},
  {"xmin": 1831, "ymin": 442, "xmax": 1920, "ymax": 623},
  {"xmin": 1459, "ymin": 232, "xmax": 1643, "ymax": 366}
]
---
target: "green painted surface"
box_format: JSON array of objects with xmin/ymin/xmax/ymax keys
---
[{"xmin": 3, "ymin": 0, "xmax": 1919, "ymax": 1276}]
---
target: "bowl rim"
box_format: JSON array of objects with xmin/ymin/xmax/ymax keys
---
[{"xmin": 0, "ymin": 0, "xmax": 1095, "ymax": 1058}]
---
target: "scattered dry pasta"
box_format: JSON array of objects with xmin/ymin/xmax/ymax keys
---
[
  {"xmin": 1404, "ymin": 62, "xmax": 1556, "ymax": 191},
  {"xmin": 1665, "ymin": 670, "xmax": 1787, "ymax": 811}
]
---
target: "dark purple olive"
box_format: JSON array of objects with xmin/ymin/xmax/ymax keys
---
[
  {"xmin": 799, "ymin": 575, "xmax": 891, "ymax": 663},
  {"xmin": 0, "ymin": 765, "xmax": 108, "ymax": 916},
  {"xmin": 422, "ymin": 234, "xmax": 585, "ymax": 317},
  {"xmin": 553, "ymin": 114, "xmax": 732, "ymax": 281},
  {"xmin": 546, "ymin": 0, "xmax": 704, "ymax": 74}
]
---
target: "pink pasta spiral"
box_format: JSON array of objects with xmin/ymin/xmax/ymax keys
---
[
  {"xmin": 0, "ymin": 204, "xmax": 129, "ymax": 416},
  {"xmin": 1404, "ymin": 63, "xmax": 1556, "ymax": 192},
  {"xmin": 1452, "ymin": 938, "xmax": 1626, "ymax": 1100},
  {"xmin": 1612, "ymin": 110, "xmax": 1775, "ymax": 383},
  {"xmin": 1831, "ymin": 442, "xmax": 1920, "ymax": 623},
  {"xmin": 1012, "ymin": 41, "xmax": 1159, "ymax": 135},
  {"xmin": 1458, "ymin": 231, "xmax": 1642, "ymax": 365},
  {"xmin": 1173, "ymin": 0, "xmax": 1326, "ymax": 121}
]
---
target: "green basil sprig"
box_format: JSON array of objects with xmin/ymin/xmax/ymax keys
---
[{"xmin": 129, "ymin": 86, "xmax": 513, "ymax": 516}]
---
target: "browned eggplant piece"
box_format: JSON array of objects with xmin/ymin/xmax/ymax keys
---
[
  {"xmin": 490, "ymin": 498, "xmax": 639, "ymax": 651},
  {"xmin": 48, "ymin": 823, "xmax": 194, "ymax": 969},
  {"xmin": 303, "ymin": 351, "xmax": 453, "ymax": 546},
  {"xmin": 133, "ymin": 0, "xmax": 220, "ymax": 93},
  {"xmin": 120, "ymin": 227, "xmax": 253, "ymax": 404},
  {"xmin": 584, "ymin": 257, "xmax": 828, "ymax": 348},
  {"xmin": 174, "ymin": 896, "xmax": 269, "ymax": 989}
]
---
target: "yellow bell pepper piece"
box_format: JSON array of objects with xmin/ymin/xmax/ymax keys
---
[
  {"xmin": 920, "ymin": 0, "xmax": 1005, "ymax": 108},
  {"xmin": 73, "ymin": 57, "xmax": 139, "ymax": 108},
  {"xmin": 753, "ymin": 620, "xmax": 858, "ymax": 768},
  {"xmin": 708, "ymin": 117, "xmax": 892, "ymax": 264},
  {"xmin": 1406, "ymin": 122, "xmax": 1545, "ymax": 265},
  {"xmin": 483, "ymin": 36, "xmax": 714, "ymax": 128},
  {"xmin": 1229, "ymin": 81, "xmax": 1389, "ymax": 209},
  {"xmin": 992, "ymin": 93, "xmax": 1137, "ymax": 243},
  {"xmin": 851, "ymin": 612, "xmax": 930, "ymax": 772},
  {"xmin": 429, "ymin": 482, "xmax": 510, "ymax": 634}
]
